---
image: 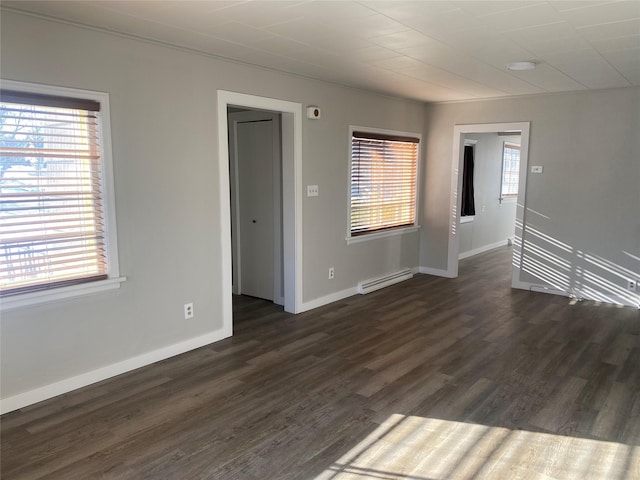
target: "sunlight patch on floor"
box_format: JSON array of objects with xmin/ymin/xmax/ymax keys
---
[{"xmin": 315, "ymin": 414, "xmax": 639, "ymax": 480}]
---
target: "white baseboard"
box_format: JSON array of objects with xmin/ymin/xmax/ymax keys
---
[
  {"xmin": 298, "ymin": 286, "xmax": 358, "ymax": 313},
  {"xmin": 515, "ymin": 281, "xmax": 639, "ymax": 308},
  {"xmin": 418, "ymin": 266, "xmax": 455, "ymax": 278},
  {"xmin": 526, "ymin": 283, "xmax": 573, "ymax": 298},
  {"xmin": 0, "ymin": 326, "xmax": 231, "ymax": 414},
  {"xmin": 300, "ymin": 266, "xmax": 426, "ymax": 312},
  {"xmin": 458, "ymin": 239, "xmax": 509, "ymax": 260}
]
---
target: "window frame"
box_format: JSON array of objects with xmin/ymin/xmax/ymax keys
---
[
  {"xmin": 0, "ymin": 79, "xmax": 124, "ymax": 311},
  {"xmin": 500, "ymin": 141, "xmax": 521, "ymax": 203},
  {"xmin": 346, "ymin": 125, "xmax": 421, "ymax": 245}
]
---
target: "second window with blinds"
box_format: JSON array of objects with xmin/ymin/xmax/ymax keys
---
[{"xmin": 348, "ymin": 126, "xmax": 421, "ymax": 244}]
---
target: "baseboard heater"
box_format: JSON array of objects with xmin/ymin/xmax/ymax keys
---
[{"xmin": 357, "ymin": 269, "xmax": 413, "ymax": 295}]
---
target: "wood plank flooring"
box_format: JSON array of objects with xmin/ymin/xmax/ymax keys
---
[{"xmin": 2, "ymin": 247, "xmax": 639, "ymax": 479}]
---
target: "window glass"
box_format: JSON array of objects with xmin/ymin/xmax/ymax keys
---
[
  {"xmin": 1, "ymin": 86, "xmax": 117, "ymax": 298},
  {"xmin": 501, "ymin": 142, "xmax": 520, "ymax": 199},
  {"xmin": 349, "ymin": 130, "xmax": 419, "ymax": 237}
]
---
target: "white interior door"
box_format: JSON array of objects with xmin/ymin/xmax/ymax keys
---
[{"xmin": 229, "ymin": 110, "xmax": 283, "ymax": 303}]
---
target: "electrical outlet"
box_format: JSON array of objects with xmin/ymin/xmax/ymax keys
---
[
  {"xmin": 628, "ymin": 280, "xmax": 637, "ymax": 292},
  {"xmin": 328, "ymin": 267, "xmax": 334, "ymax": 280},
  {"xmin": 184, "ymin": 302, "xmax": 194, "ymax": 319}
]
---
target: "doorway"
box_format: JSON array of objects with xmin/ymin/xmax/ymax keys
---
[
  {"xmin": 447, "ymin": 122, "xmax": 531, "ymax": 289},
  {"xmin": 228, "ymin": 108, "xmax": 283, "ymax": 305},
  {"xmin": 217, "ymin": 91, "xmax": 302, "ymax": 338},
  {"xmin": 458, "ymin": 132, "xmax": 521, "ymax": 259}
]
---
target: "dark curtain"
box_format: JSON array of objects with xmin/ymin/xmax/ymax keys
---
[{"xmin": 461, "ymin": 145, "xmax": 475, "ymax": 216}]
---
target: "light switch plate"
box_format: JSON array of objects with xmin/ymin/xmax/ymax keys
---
[
  {"xmin": 307, "ymin": 185, "xmax": 319, "ymax": 197},
  {"xmin": 531, "ymin": 166, "xmax": 543, "ymax": 173}
]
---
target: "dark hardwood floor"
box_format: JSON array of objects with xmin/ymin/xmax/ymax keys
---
[{"xmin": 2, "ymin": 247, "xmax": 639, "ymax": 479}]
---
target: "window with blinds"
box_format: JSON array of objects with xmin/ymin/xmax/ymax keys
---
[
  {"xmin": 0, "ymin": 89, "xmax": 110, "ymax": 296},
  {"xmin": 501, "ymin": 142, "xmax": 520, "ymax": 199},
  {"xmin": 349, "ymin": 130, "xmax": 419, "ymax": 237}
]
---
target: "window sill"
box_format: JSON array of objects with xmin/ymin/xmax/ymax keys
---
[
  {"xmin": 500, "ymin": 197, "xmax": 517, "ymax": 204},
  {"xmin": 1, "ymin": 277, "xmax": 127, "ymax": 312},
  {"xmin": 347, "ymin": 225, "xmax": 420, "ymax": 245},
  {"xmin": 460, "ymin": 216, "xmax": 475, "ymax": 224}
]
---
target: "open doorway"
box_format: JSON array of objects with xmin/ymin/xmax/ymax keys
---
[
  {"xmin": 447, "ymin": 122, "xmax": 531, "ymax": 289},
  {"xmin": 458, "ymin": 132, "xmax": 522, "ymax": 259},
  {"xmin": 217, "ymin": 91, "xmax": 303, "ymax": 337}
]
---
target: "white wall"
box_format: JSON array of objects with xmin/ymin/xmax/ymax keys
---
[
  {"xmin": 0, "ymin": 11, "xmax": 424, "ymax": 406},
  {"xmin": 421, "ymin": 87, "xmax": 640, "ymax": 307},
  {"xmin": 458, "ymin": 133, "xmax": 518, "ymax": 256}
]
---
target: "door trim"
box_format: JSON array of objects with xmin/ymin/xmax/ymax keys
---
[
  {"xmin": 447, "ymin": 122, "xmax": 530, "ymax": 289},
  {"xmin": 217, "ymin": 91, "xmax": 302, "ymax": 325}
]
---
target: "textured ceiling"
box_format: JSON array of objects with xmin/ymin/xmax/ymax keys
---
[{"xmin": 3, "ymin": 1, "xmax": 640, "ymax": 102}]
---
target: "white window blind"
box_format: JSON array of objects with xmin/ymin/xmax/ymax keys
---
[
  {"xmin": 501, "ymin": 142, "xmax": 520, "ymax": 199},
  {"xmin": 1, "ymin": 90, "xmax": 108, "ymax": 296},
  {"xmin": 350, "ymin": 131, "xmax": 419, "ymax": 236}
]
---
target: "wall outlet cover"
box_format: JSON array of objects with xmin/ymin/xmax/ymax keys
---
[{"xmin": 184, "ymin": 303, "xmax": 194, "ymax": 319}]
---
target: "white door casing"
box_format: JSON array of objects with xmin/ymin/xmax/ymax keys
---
[
  {"xmin": 448, "ymin": 122, "xmax": 531, "ymax": 289},
  {"xmin": 217, "ymin": 91, "xmax": 302, "ymax": 333}
]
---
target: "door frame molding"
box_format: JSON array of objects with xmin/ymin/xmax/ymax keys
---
[
  {"xmin": 217, "ymin": 91, "xmax": 302, "ymax": 326},
  {"xmin": 447, "ymin": 122, "xmax": 531, "ymax": 289}
]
